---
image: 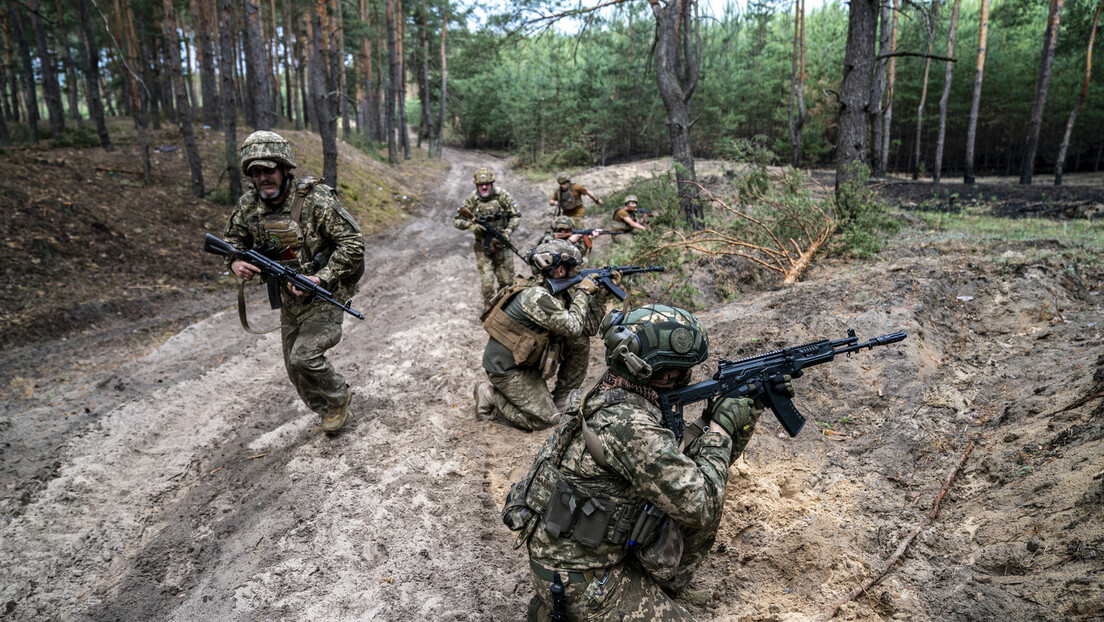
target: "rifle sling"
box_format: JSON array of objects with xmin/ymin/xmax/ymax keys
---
[{"xmin": 237, "ymin": 280, "xmax": 283, "ymax": 335}]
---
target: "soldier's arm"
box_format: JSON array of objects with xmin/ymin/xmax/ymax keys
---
[
  {"xmin": 521, "ymin": 287, "xmax": 592, "ymax": 339},
  {"xmin": 454, "ymin": 194, "xmax": 475, "ymax": 230},
  {"xmin": 313, "ymin": 190, "xmax": 365, "ymax": 287},
  {"xmin": 598, "ymin": 409, "xmax": 732, "ymax": 531},
  {"xmin": 221, "ymin": 196, "xmax": 256, "ymax": 269}
]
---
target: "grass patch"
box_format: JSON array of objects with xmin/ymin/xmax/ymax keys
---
[{"xmin": 907, "ymin": 210, "xmax": 1104, "ymax": 253}]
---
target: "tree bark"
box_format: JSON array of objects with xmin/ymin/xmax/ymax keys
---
[
  {"xmin": 79, "ymin": 0, "xmax": 112, "ymax": 149},
  {"xmin": 29, "ymin": 0, "xmax": 65, "ymax": 135},
  {"xmin": 10, "ymin": 0, "xmax": 39, "ymax": 141},
  {"xmin": 119, "ymin": 0, "xmax": 150, "ymax": 183},
  {"xmin": 284, "ymin": 0, "xmax": 301, "ymax": 129},
  {"xmin": 419, "ymin": 3, "xmax": 433, "ymax": 154},
  {"xmin": 310, "ymin": 0, "xmax": 337, "ymax": 185},
  {"xmin": 397, "ymin": 0, "xmax": 410, "ymax": 158},
  {"xmin": 648, "ymin": 0, "xmax": 701, "ymax": 227},
  {"xmin": 880, "ymin": 0, "xmax": 899, "ymax": 176},
  {"xmin": 161, "ymin": 0, "xmax": 204, "ymax": 197},
  {"xmin": 869, "ymin": 0, "xmax": 891, "ymax": 176},
  {"xmin": 964, "ymin": 0, "xmax": 990, "ymax": 184},
  {"xmin": 243, "ymin": 0, "xmax": 273, "ymax": 129},
  {"xmin": 836, "ymin": 0, "xmax": 878, "ymax": 190},
  {"xmin": 384, "ymin": 0, "xmax": 398, "ymax": 163},
  {"xmin": 1054, "ymin": 0, "xmax": 1101, "ymax": 186},
  {"xmin": 912, "ymin": 0, "xmax": 940, "ymax": 180},
  {"xmin": 53, "ymin": 0, "xmax": 83, "ymax": 126},
  {"xmin": 788, "ymin": 0, "xmax": 806, "ymax": 168},
  {"xmin": 335, "ymin": 0, "xmax": 349, "ymax": 139},
  {"xmin": 436, "ymin": 0, "xmax": 445, "ymax": 158},
  {"xmin": 218, "ymin": 0, "xmax": 241, "ymax": 199},
  {"xmin": 358, "ymin": 0, "xmax": 379, "ymax": 141},
  {"xmin": 194, "ymin": 0, "xmax": 220, "ymax": 129},
  {"xmin": 1021, "ymin": 0, "xmax": 1064, "ymax": 184},
  {"xmin": 933, "ymin": 0, "xmax": 961, "ymax": 183}
]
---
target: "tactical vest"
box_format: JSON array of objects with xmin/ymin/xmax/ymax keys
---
[
  {"xmin": 482, "ymin": 279, "xmax": 552, "ymax": 368},
  {"xmin": 556, "ymin": 187, "xmax": 580, "ymax": 216},
  {"xmin": 251, "ymin": 176, "xmax": 321, "ymax": 272}
]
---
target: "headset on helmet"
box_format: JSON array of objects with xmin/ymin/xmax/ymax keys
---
[
  {"xmin": 527, "ymin": 239, "xmax": 582, "ymax": 272},
  {"xmin": 600, "ymin": 304, "xmax": 708, "ymax": 385}
]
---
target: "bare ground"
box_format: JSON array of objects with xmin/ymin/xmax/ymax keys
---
[{"xmin": 1, "ymin": 139, "xmax": 1102, "ymax": 622}]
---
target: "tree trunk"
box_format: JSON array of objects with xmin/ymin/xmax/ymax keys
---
[
  {"xmin": 869, "ymin": 0, "xmax": 891, "ymax": 176},
  {"xmin": 436, "ymin": 0, "xmax": 445, "ymax": 158},
  {"xmin": 120, "ymin": 0, "xmax": 150, "ymax": 183},
  {"xmin": 420, "ymin": 5, "xmax": 434, "ymax": 155},
  {"xmin": 912, "ymin": 0, "xmax": 940, "ymax": 180},
  {"xmin": 54, "ymin": 0, "xmax": 83, "ymax": 126},
  {"xmin": 243, "ymin": 0, "xmax": 272, "ymax": 129},
  {"xmin": 267, "ymin": 0, "xmax": 281, "ymax": 123},
  {"xmin": 384, "ymin": 0, "xmax": 398, "ymax": 163},
  {"xmin": 310, "ymin": 0, "xmax": 337, "ymax": 185},
  {"xmin": 933, "ymin": 0, "xmax": 961, "ymax": 184},
  {"xmin": 29, "ymin": 0, "xmax": 65, "ymax": 135},
  {"xmin": 836, "ymin": 0, "xmax": 878, "ymax": 191},
  {"xmin": 397, "ymin": 0, "xmax": 410, "ymax": 159},
  {"xmin": 335, "ymin": 0, "xmax": 349, "ymax": 139},
  {"xmin": 963, "ymin": 0, "xmax": 990, "ymax": 184},
  {"xmin": 879, "ymin": 0, "xmax": 900, "ymax": 176},
  {"xmin": 358, "ymin": 0, "xmax": 379, "ymax": 141},
  {"xmin": 649, "ymin": 0, "xmax": 701, "ymax": 227},
  {"xmin": 1054, "ymin": 0, "xmax": 1101, "ymax": 185},
  {"xmin": 194, "ymin": 0, "xmax": 220, "ymax": 129},
  {"xmin": 10, "ymin": 0, "xmax": 39, "ymax": 141},
  {"xmin": 79, "ymin": 0, "xmax": 112, "ymax": 149},
  {"xmin": 788, "ymin": 0, "xmax": 806, "ymax": 168},
  {"xmin": 1021, "ymin": 0, "xmax": 1065, "ymax": 184},
  {"xmin": 161, "ymin": 0, "xmax": 204, "ymax": 197},
  {"xmin": 284, "ymin": 0, "xmax": 301, "ymax": 129},
  {"xmin": 218, "ymin": 0, "xmax": 241, "ymax": 199}
]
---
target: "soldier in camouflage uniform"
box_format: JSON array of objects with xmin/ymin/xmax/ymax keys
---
[
  {"xmin": 536, "ymin": 216, "xmax": 601, "ymax": 265},
  {"xmin": 474, "ymin": 239, "xmax": 612, "ymax": 431},
  {"xmin": 454, "ymin": 167, "xmax": 522, "ymax": 307},
  {"xmin": 502, "ymin": 304, "xmax": 781, "ymax": 620},
  {"xmin": 223, "ymin": 131, "xmax": 365, "ymax": 434}
]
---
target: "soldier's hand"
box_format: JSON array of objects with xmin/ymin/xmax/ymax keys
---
[
  {"xmin": 471, "ymin": 223, "xmax": 485, "ymax": 234},
  {"xmin": 288, "ymin": 275, "xmax": 321, "ymax": 296},
  {"xmin": 574, "ymin": 275, "xmax": 600, "ymax": 295},
  {"xmin": 773, "ymin": 374, "xmax": 795, "ymax": 397},
  {"xmin": 707, "ymin": 397, "xmax": 764, "ymax": 438},
  {"xmin": 609, "ymin": 270, "xmax": 623, "ymax": 286},
  {"xmin": 231, "ymin": 259, "xmax": 261, "ymax": 281}
]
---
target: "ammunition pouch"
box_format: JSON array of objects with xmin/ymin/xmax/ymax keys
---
[
  {"xmin": 634, "ymin": 515, "xmax": 684, "ymax": 582},
  {"xmin": 539, "ymin": 341, "xmax": 561, "ymax": 380}
]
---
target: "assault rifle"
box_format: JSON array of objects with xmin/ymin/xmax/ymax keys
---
[
  {"xmin": 658, "ymin": 329, "xmax": 907, "ymax": 439},
  {"xmin": 457, "ymin": 206, "xmax": 526, "ymax": 261},
  {"xmin": 546, "ymin": 265, "xmax": 665, "ymax": 300},
  {"xmin": 572, "ymin": 229, "xmax": 626, "ymax": 237},
  {"xmin": 204, "ymin": 233, "xmax": 365, "ymax": 320}
]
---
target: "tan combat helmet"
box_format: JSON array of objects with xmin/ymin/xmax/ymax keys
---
[
  {"xmin": 552, "ymin": 216, "xmax": 575, "ymax": 232},
  {"xmin": 623, "ymin": 195, "xmax": 639, "ymax": 207},
  {"xmin": 240, "ymin": 130, "xmax": 298, "ymax": 172},
  {"xmin": 473, "ymin": 167, "xmax": 495, "ymax": 185},
  {"xmin": 557, "ymin": 173, "xmax": 570, "ymax": 184},
  {"xmin": 528, "ymin": 239, "xmax": 582, "ymax": 273}
]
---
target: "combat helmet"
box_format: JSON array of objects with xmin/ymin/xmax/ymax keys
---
[
  {"xmin": 527, "ymin": 239, "xmax": 582, "ymax": 273},
  {"xmin": 473, "ymin": 167, "xmax": 495, "ymax": 185},
  {"xmin": 240, "ymin": 130, "xmax": 297, "ymax": 172},
  {"xmin": 600, "ymin": 304, "xmax": 708, "ymax": 385},
  {"xmin": 557, "ymin": 173, "xmax": 570, "ymax": 184},
  {"xmin": 623, "ymin": 195, "xmax": 639, "ymax": 206},
  {"xmin": 551, "ymin": 216, "xmax": 575, "ymax": 232}
]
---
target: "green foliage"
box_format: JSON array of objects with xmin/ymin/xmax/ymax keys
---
[
  {"xmin": 835, "ymin": 162, "xmax": 901, "ymax": 258},
  {"xmin": 51, "ymin": 127, "xmax": 101, "ymax": 149},
  {"xmin": 207, "ymin": 185, "xmax": 235, "ymax": 206},
  {"xmin": 345, "ymin": 132, "xmax": 388, "ymax": 163}
]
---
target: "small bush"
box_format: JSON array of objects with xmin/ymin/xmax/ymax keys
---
[
  {"xmin": 53, "ymin": 127, "xmax": 101, "ymax": 149},
  {"xmin": 207, "ymin": 184, "xmax": 235, "ymax": 206},
  {"xmin": 345, "ymin": 132, "xmax": 387, "ymax": 163},
  {"xmin": 835, "ymin": 162, "xmax": 901, "ymax": 258}
]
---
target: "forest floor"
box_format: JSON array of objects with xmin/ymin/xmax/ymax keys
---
[{"xmin": 1, "ymin": 129, "xmax": 1102, "ymax": 622}]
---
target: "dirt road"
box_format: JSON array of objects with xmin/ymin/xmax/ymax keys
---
[{"xmin": 2, "ymin": 146, "xmax": 1102, "ymax": 622}]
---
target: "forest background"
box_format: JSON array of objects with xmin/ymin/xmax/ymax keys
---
[{"xmin": 2, "ymin": 0, "xmax": 1103, "ymax": 198}]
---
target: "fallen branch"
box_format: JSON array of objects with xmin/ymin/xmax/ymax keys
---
[{"xmin": 824, "ymin": 440, "xmax": 976, "ymax": 620}]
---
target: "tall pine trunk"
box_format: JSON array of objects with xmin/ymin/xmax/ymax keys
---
[
  {"xmin": 879, "ymin": 0, "xmax": 900, "ymax": 176},
  {"xmin": 869, "ymin": 0, "xmax": 891, "ymax": 176},
  {"xmin": 358, "ymin": 0, "xmax": 379, "ymax": 141},
  {"xmin": 964, "ymin": 0, "xmax": 990, "ymax": 184},
  {"xmin": 119, "ymin": 0, "xmax": 151, "ymax": 183},
  {"xmin": 397, "ymin": 0, "xmax": 409, "ymax": 158},
  {"xmin": 911, "ymin": 0, "xmax": 940, "ymax": 180},
  {"xmin": 384, "ymin": 0, "xmax": 397, "ymax": 163},
  {"xmin": 836, "ymin": 0, "xmax": 878, "ymax": 190},
  {"xmin": 194, "ymin": 0, "xmax": 220, "ymax": 129},
  {"xmin": 161, "ymin": 0, "xmax": 204, "ymax": 197},
  {"xmin": 243, "ymin": 0, "xmax": 272, "ymax": 130},
  {"xmin": 79, "ymin": 0, "xmax": 112, "ymax": 149},
  {"xmin": 1020, "ymin": 0, "xmax": 1065, "ymax": 184},
  {"xmin": 788, "ymin": 0, "xmax": 806, "ymax": 168},
  {"xmin": 1054, "ymin": 0, "xmax": 1101, "ymax": 185},
  {"xmin": 218, "ymin": 0, "xmax": 241, "ymax": 198},
  {"xmin": 29, "ymin": 0, "xmax": 65, "ymax": 135},
  {"xmin": 10, "ymin": 0, "xmax": 39, "ymax": 142},
  {"xmin": 933, "ymin": 0, "xmax": 961, "ymax": 183},
  {"xmin": 436, "ymin": 0, "xmax": 445, "ymax": 158},
  {"xmin": 311, "ymin": 0, "xmax": 337, "ymax": 185},
  {"xmin": 54, "ymin": 0, "xmax": 83, "ymax": 126},
  {"xmin": 420, "ymin": 5, "xmax": 433, "ymax": 155}
]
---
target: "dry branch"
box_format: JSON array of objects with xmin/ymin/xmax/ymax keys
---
[{"xmin": 824, "ymin": 440, "xmax": 976, "ymax": 620}]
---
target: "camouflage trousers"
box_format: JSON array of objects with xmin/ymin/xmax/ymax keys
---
[
  {"xmin": 551, "ymin": 335, "xmax": 590, "ymax": 406},
  {"xmin": 280, "ymin": 299, "xmax": 350, "ymax": 421},
  {"xmin": 487, "ymin": 367, "xmax": 558, "ymax": 431},
  {"xmin": 473, "ymin": 239, "xmax": 515, "ymax": 307},
  {"xmin": 527, "ymin": 558, "xmax": 695, "ymax": 622}
]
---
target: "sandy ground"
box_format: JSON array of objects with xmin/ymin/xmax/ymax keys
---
[{"xmin": 1, "ymin": 147, "xmax": 1102, "ymax": 622}]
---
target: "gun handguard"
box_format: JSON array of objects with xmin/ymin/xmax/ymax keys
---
[
  {"xmin": 456, "ymin": 206, "xmax": 526, "ymax": 260},
  {"xmin": 546, "ymin": 265, "xmax": 665, "ymax": 300},
  {"xmin": 204, "ymin": 233, "xmax": 365, "ymax": 320}
]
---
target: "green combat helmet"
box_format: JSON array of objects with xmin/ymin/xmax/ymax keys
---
[
  {"xmin": 527, "ymin": 239, "xmax": 582, "ymax": 273},
  {"xmin": 557, "ymin": 173, "xmax": 570, "ymax": 184},
  {"xmin": 240, "ymin": 130, "xmax": 298, "ymax": 172},
  {"xmin": 624, "ymin": 195, "xmax": 639, "ymax": 206},
  {"xmin": 600, "ymin": 304, "xmax": 708, "ymax": 385},
  {"xmin": 473, "ymin": 167, "xmax": 495, "ymax": 184},
  {"xmin": 552, "ymin": 216, "xmax": 575, "ymax": 232}
]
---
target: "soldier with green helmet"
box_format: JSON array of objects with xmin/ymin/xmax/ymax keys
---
[
  {"xmin": 223, "ymin": 130, "xmax": 365, "ymax": 434},
  {"xmin": 454, "ymin": 166, "xmax": 523, "ymax": 308},
  {"xmin": 550, "ymin": 173, "xmax": 602, "ymax": 230},
  {"xmin": 474, "ymin": 239, "xmax": 614, "ymax": 431},
  {"xmin": 611, "ymin": 194, "xmax": 647, "ymax": 241},
  {"xmin": 536, "ymin": 216, "xmax": 602, "ymax": 265},
  {"xmin": 502, "ymin": 304, "xmax": 781, "ymax": 620}
]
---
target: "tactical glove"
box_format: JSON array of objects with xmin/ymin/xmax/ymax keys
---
[
  {"xmin": 707, "ymin": 397, "xmax": 765, "ymax": 438},
  {"xmin": 773, "ymin": 374, "xmax": 795, "ymax": 397},
  {"xmin": 609, "ymin": 270, "xmax": 623, "ymax": 286},
  {"xmin": 574, "ymin": 275, "xmax": 600, "ymax": 295}
]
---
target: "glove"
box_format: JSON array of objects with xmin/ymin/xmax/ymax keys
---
[
  {"xmin": 707, "ymin": 397, "xmax": 765, "ymax": 437},
  {"xmin": 609, "ymin": 270, "xmax": 623, "ymax": 287},
  {"xmin": 773, "ymin": 374, "xmax": 795, "ymax": 397},
  {"xmin": 574, "ymin": 275, "xmax": 600, "ymax": 295}
]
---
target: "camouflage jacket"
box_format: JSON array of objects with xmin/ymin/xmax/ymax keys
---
[
  {"xmin": 454, "ymin": 187, "xmax": 521, "ymax": 238},
  {"xmin": 223, "ymin": 174, "xmax": 365, "ymax": 302},
  {"xmin": 482, "ymin": 277, "xmax": 605, "ymax": 375},
  {"xmin": 526, "ymin": 386, "xmax": 733, "ymax": 572}
]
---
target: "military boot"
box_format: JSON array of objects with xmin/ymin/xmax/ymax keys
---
[
  {"xmin": 322, "ymin": 387, "xmax": 352, "ymax": 434},
  {"xmin": 673, "ymin": 588, "xmax": 712, "ymax": 605},
  {"xmin": 474, "ymin": 382, "xmax": 496, "ymax": 419}
]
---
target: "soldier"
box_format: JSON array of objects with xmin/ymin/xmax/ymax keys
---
[
  {"xmin": 502, "ymin": 304, "xmax": 782, "ymax": 620},
  {"xmin": 611, "ymin": 194, "xmax": 647, "ymax": 241},
  {"xmin": 454, "ymin": 166, "xmax": 522, "ymax": 307},
  {"xmin": 536, "ymin": 215, "xmax": 601, "ymax": 265},
  {"xmin": 223, "ymin": 131, "xmax": 365, "ymax": 434},
  {"xmin": 473, "ymin": 239, "xmax": 613, "ymax": 430},
  {"xmin": 549, "ymin": 173, "xmax": 602, "ymax": 229}
]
